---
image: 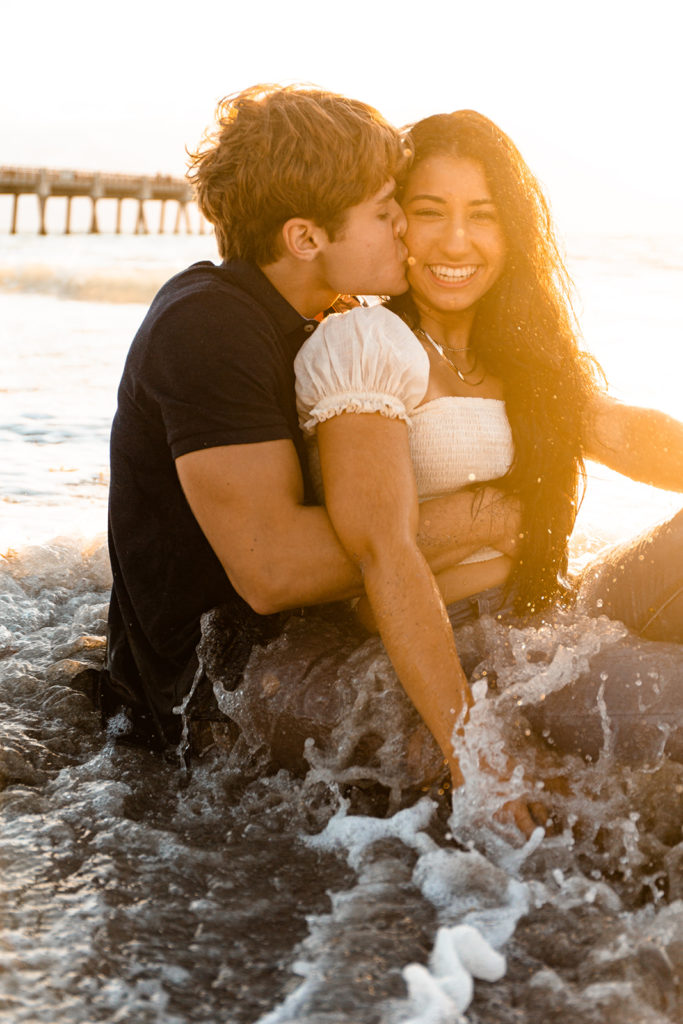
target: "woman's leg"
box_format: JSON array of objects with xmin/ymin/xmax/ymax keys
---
[
  {"xmin": 578, "ymin": 508, "xmax": 683, "ymax": 642},
  {"xmin": 520, "ymin": 510, "xmax": 683, "ymax": 765}
]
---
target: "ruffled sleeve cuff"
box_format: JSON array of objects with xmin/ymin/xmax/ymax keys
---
[
  {"xmin": 295, "ymin": 305, "xmax": 429, "ymax": 436},
  {"xmin": 301, "ymin": 391, "xmax": 411, "ymax": 433}
]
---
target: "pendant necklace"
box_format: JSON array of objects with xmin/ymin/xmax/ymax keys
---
[{"xmin": 415, "ymin": 327, "xmax": 485, "ymax": 386}]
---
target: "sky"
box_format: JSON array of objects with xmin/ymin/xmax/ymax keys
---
[{"xmin": 3, "ymin": 0, "xmax": 683, "ymax": 235}]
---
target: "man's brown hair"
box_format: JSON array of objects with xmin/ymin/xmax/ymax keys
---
[{"xmin": 187, "ymin": 84, "xmax": 407, "ymax": 264}]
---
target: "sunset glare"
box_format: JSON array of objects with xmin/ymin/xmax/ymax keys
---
[{"xmin": 4, "ymin": 0, "xmax": 683, "ymax": 235}]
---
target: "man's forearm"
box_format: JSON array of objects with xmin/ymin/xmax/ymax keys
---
[
  {"xmin": 177, "ymin": 443, "xmax": 520, "ymax": 613},
  {"xmin": 286, "ymin": 487, "xmax": 522, "ymax": 608},
  {"xmin": 418, "ymin": 487, "xmax": 521, "ymax": 571},
  {"xmin": 249, "ymin": 488, "xmax": 521, "ymax": 613}
]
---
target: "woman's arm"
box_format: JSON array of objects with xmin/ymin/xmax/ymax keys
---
[
  {"xmin": 318, "ymin": 411, "xmax": 546, "ymax": 835},
  {"xmin": 317, "ymin": 411, "xmax": 472, "ymax": 786},
  {"xmin": 585, "ymin": 392, "xmax": 683, "ymax": 492},
  {"xmin": 354, "ymin": 554, "xmax": 514, "ymax": 634}
]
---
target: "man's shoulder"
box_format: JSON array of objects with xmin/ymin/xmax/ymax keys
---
[
  {"xmin": 152, "ymin": 260, "xmax": 271, "ymax": 321},
  {"xmin": 132, "ymin": 261, "xmax": 285, "ymax": 363}
]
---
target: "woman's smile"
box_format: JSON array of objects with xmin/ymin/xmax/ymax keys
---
[{"xmin": 427, "ymin": 263, "xmax": 480, "ymax": 284}]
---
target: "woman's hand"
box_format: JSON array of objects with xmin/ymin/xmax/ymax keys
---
[
  {"xmin": 496, "ymin": 794, "xmax": 548, "ymax": 839},
  {"xmin": 474, "ymin": 751, "xmax": 550, "ymax": 840}
]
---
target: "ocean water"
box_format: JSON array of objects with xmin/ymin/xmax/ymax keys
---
[{"xmin": 0, "ymin": 230, "xmax": 682, "ymax": 1024}]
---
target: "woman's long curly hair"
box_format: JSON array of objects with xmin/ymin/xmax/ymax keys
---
[{"xmin": 390, "ymin": 111, "xmax": 604, "ymax": 614}]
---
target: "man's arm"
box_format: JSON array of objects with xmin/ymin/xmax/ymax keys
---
[
  {"xmin": 176, "ymin": 439, "xmax": 360, "ymax": 614},
  {"xmin": 417, "ymin": 485, "xmax": 521, "ymax": 567},
  {"xmin": 175, "ymin": 439, "xmax": 521, "ymax": 615},
  {"xmin": 585, "ymin": 392, "xmax": 683, "ymax": 492}
]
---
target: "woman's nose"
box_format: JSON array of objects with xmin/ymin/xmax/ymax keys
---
[{"xmin": 442, "ymin": 220, "xmax": 469, "ymax": 255}]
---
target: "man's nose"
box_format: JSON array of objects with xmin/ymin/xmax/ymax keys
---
[{"xmin": 392, "ymin": 201, "xmax": 407, "ymax": 237}]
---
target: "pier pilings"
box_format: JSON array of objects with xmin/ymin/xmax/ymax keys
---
[{"xmin": 0, "ymin": 167, "xmax": 202, "ymax": 234}]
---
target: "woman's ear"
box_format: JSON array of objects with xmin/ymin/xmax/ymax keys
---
[{"xmin": 280, "ymin": 217, "xmax": 328, "ymax": 262}]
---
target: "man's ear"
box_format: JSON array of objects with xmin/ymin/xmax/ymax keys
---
[{"xmin": 280, "ymin": 217, "xmax": 328, "ymax": 262}]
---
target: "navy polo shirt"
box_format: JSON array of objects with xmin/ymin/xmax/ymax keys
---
[{"xmin": 106, "ymin": 260, "xmax": 318, "ymax": 742}]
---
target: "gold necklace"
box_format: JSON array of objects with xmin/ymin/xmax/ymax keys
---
[{"xmin": 416, "ymin": 327, "xmax": 485, "ymax": 386}]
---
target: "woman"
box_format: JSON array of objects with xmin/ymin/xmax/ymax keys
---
[{"xmin": 293, "ymin": 111, "xmax": 683, "ymax": 814}]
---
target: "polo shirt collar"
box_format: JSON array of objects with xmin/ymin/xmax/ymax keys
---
[{"xmin": 221, "ymin": 260, "xmax": 319, "ymax": 342}]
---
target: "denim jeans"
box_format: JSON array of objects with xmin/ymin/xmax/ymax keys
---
[
  {"xmin": 446, "ymin": 584, "xmax": 510, "ymax": 629},
  {"xmin": 577, "ymin": 507, "xmax": 683, "ymax": 642}
]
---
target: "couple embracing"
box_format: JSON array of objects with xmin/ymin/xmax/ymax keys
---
[{"xmin": 103, "ymin": 85, "xmax": 683, "ymax": 836}]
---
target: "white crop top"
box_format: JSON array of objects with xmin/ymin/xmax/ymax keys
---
[{"xmin": 294, "ymin": 305, "xmax": 514, "ymax": 563}]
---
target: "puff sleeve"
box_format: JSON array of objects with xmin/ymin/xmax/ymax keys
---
[{"xmin": 294, "ymin": 305, "xmax": 430, "ymax": 435}]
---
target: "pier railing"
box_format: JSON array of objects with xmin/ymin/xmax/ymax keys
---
[{"xmin": 0, "ymin": 166, "xmax": 205, "ymax": 234}]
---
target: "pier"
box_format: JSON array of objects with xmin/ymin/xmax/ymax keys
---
[{"xmin": 0, "ymin": 167, "xmax": 203, "ymax": 235}]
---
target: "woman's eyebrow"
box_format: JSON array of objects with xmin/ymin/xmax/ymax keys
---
[
  {"xmin": 404, "ymin": 193, "xmax": 447, "ymax": 203},
  {"xmin": 404, "ymin": 194, "xmax": 496, "ymax": 205}
]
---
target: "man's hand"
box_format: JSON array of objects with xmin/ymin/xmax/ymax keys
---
[{"xmin": 418, "ymin": 487, "xmax": 522, "ymax": 569}]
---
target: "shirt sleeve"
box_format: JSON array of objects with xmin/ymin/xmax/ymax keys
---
[
  {"xmin": 141, "ymin": 291, "xmax": 293, "ymax": 458},
  {"xmin": 294, "ymin": 305, "xmax": 430, "ymax": 435}
]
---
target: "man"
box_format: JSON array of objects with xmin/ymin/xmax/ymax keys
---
[{"xmin": 103, "ymin": 84, "xmax": 517, "ymax": 752}]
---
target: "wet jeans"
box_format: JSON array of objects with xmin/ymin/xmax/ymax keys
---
[
  {"xmin": 577, "ymin": 508, "xmax": 683, "ymax": 642},
  {"xmin": 446, "ymin": 585, "xmax": 509, "ymax": 629}
]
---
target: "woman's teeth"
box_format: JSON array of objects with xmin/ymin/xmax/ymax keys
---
[{"xmin": 429, "ymin": 264, "xmax": 478, "ymax": 282}]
